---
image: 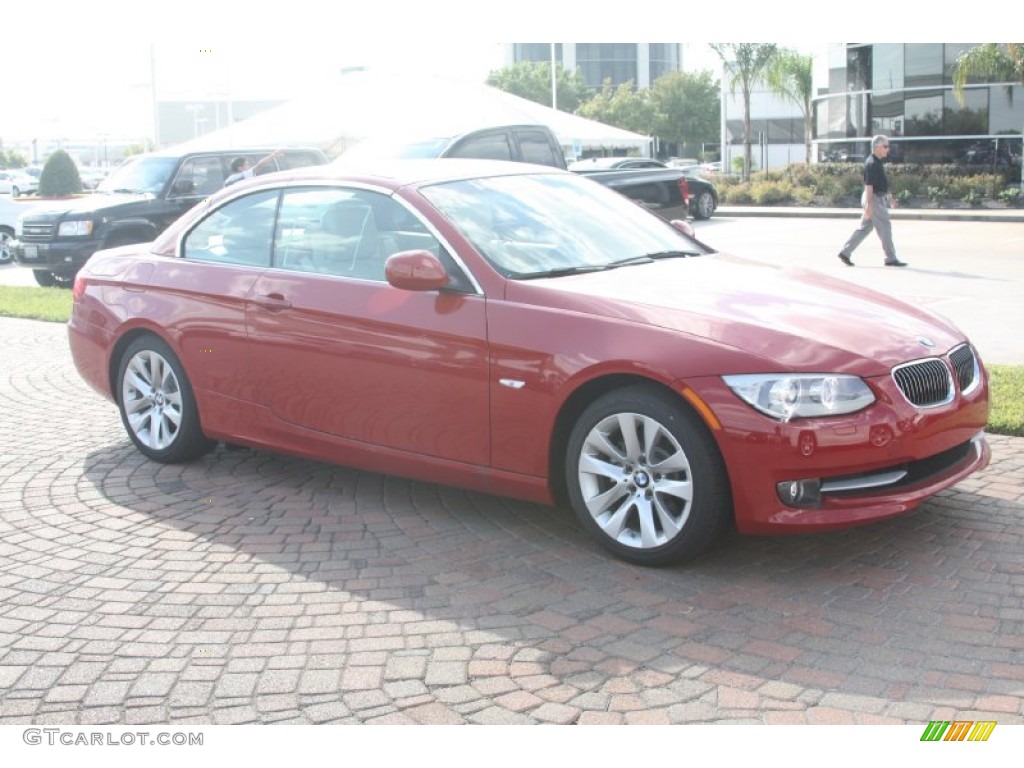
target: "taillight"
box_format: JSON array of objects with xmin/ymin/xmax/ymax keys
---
[
  {"xmin": 677, "ymin": 177, "xmax": 690, "ymax": 204},
  {"xmin": 72, "ymin": 273, "xmax": 86, "ymax": 302}
]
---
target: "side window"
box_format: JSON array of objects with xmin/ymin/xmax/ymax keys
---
[
  {"xmin": 170, "ymin": 156, "xmax": 227, "ymax": 197},
  {"xmin": 517, "ymin": 130, "xmax": 561, "ymax": 168},
  {"xmin": 276, "ymin": 151, "xmax": 325, "ymax": 171},
  {"xmin": 273, "ymin": 187, "xmax": 471, "ymax": 289},
  {"xmin": 448, "ymin": 131, "xmax": 514, "ymax": 161},
  {"xmin": 182, "ymin": 189, "xmax": 278, "ymax": 267}
]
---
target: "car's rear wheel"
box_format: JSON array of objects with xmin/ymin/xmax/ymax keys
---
[
  {"xmin": 565, "ymin": 385, "xmax": 732, "ymax": 566},
  {"xmin": 117, "ymin": 335, "xmax": 216, "ymax": 463},
  {"xmin": 0, "ymin": 226, "xmax": 13, "ymax": 265},
  {"xmin": 692, "ymin": 191, "xmax": 715, "ymax": 220}
]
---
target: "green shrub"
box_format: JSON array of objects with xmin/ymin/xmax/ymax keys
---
[
  {"xmin": 792, "ymin": 186, "xmax": 816, "ymax": 205},
  {"xmin": 721, "ymin": 184, "xmax": 754, "ymax": 205},
  {"xmin": 38, "ymin": 150, "xmax": 83, "ymax": 197},
  {"xmin": 998, "ymin": 187, "xmax": 1022, "ymax": 206},
  {"xmin": 750, "ymin": 180, "xmax": 794, "ymax": 205},
  {"xmin": 962, "ymin": 189, "xmax": 983, "ymax": 207}
]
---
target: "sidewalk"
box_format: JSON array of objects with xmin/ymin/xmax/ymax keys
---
[{"xmin": 717, "ymin": 205, "xmax": 1024, "ymax": 223}]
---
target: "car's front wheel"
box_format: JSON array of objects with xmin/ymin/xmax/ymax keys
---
[
  {"xmin": 565, "ymin": 385, "xmax": 732, "ymax": 566},
  {"xmin": 116, "ymin": 335, "xmax": 216, "ymax": 463},
  {"xmin": 691, "ymin": 191, "xmax": 715, "ymax": 220},
  {"xmin": 32, "ymin": 270, "xmax": 56, "ymax": 287}
]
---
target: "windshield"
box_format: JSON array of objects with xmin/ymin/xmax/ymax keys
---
[
  {"xmin": 97, "ymin": 156, "xmax": 178, "ymax": 194},
  {"xmin": 419, "ymin": 172, "xmax": 706, "ymax": 278}
]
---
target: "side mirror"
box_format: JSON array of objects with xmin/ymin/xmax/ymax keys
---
[
  {"xmin": 171, "ymin": 179, "xmax": 196, "ymax": 195},
  {"xmin": 670, "ymin": 219, "xmax": 696, "ymax": 238},
  {"xmin": 385, "ymin": 250, "xmax": 450, "ymax": 291}
]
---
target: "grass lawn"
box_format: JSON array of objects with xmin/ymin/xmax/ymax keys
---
[
  {"xmin": 0, "ymin": 285, "xmax": 74, "ymax": 323},
  {"xmin": 0, "ymin": 285, "xmax": 1021, "ymax": 436}
]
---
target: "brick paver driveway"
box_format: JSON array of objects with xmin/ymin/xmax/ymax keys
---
[{"xmin": 1, "ymin": 316, "xmax": 1022, "ymax": 725}]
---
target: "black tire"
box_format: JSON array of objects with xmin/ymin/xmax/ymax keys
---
[
  {"xmin": 11, "ymin": 186, "xmax": 20, "ymax": 198},
  {"xmin": 691, "ymin": 191, "xmax": 716, "ymax": 220},
  {"xmin": 565, "ymin": 385, "xmax": 732, "ymax": 566},
  {"xmin": 116, "ymin": 335, "xmax": 216, "ymax": 463},
  {"xmin": 33, "ymin": 270, "xmax": 56, "ymax": 287},
  {"xmin": 0, "ymin": 226, "xmax": 13, "ymax": 265}
]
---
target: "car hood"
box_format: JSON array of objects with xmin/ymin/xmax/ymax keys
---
[
  {"xmin": 18, "ymin": 193, "xmax": 152, "ymax": 219},
  {"xmin": 504, "ymin": 252, "xmax": 967, "ymax": 376}
]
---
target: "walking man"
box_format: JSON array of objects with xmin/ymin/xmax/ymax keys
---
[{"xmin": 837, "ymin": 135, "xmax": 907, "ymax": 267}]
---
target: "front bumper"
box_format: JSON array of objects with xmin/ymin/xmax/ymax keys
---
[
  {"xmin": 12, "ymin": 238, "xmax": 100, "ymax": 276},
  {"xmin": 686, "ymin": 370, "xmax": 991, "ymax": 534}
]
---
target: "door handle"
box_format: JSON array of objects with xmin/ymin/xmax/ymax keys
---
[{"xmin": 253, "ymin": 293, "xmax": 292, "ymax": 311}]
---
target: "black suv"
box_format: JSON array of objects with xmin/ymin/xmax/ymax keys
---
[{"xmin": 12, "ymin": 146, "xmax": 328, "ymax": 286}]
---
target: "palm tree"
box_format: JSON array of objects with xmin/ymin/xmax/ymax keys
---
[
  {"xmin": 765, "ymin": 49, "xmax": 814, "ymax": 164},
  {"xmin": 711, "ymin": 43, "xmax": 778, "ymax": 181},
  {"xmin": 952, "ymin": 44, "xmax": 1024, "ymax": 190}
]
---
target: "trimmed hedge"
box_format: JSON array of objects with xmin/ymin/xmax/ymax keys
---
[{"xmin": 716, "ymin": 164, "xmax": 1019, "ymax": 208}]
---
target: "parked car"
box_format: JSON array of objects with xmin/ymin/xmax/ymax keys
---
[
  {"xmin": 68, "ymin": 159, "xmax": 990, "ymax": 567},
  {"xmin": 11, "ymin": 146, "xmax": 328, "ymax": 286},
  {"xmin": 0, "ymin": 170, "xmax": 38, "ymax": 197},
  {"xmin": 79, "ymin": 167, "xmax": 109, "ymax": 190},
  {"xmin": 572, "ymin": 165, "xmax": 719, "ymax": 220},
  {"xmin": 568, "ymin": 157, "xmax": 669, "ymax": 171}
]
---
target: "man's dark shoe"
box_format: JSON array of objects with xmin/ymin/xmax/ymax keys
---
[
  {"xmin": 884, "ymin": 259, "xmax": 908, "ymax": 267},
  {"xmin": 838, "ymin": 252, "xmax": 853, "ymax": 266}
]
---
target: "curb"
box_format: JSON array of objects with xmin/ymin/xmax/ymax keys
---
[{"xmin": 716, "ymin": 206, "xmax": 1024, "ymax": 223}]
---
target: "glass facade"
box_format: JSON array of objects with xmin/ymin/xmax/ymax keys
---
[
  {"xmin": 576, "ymin": 44, "xmax": 639, "ymax": 88},
  {"xmin": 511, "ymin": 44, "xmax": 681, "ymax": 89},
  {"xmin": 513, "ymin": 44, "xmax": 563, "ymax": 66},
  {"xmin": 814, "ymin": 44, "xmax": 1022, "ymax": 177}
]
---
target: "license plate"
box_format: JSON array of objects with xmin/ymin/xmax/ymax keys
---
[{"xmin": 22, "ymin": 245, "xmax": 38, "ymax": 260}]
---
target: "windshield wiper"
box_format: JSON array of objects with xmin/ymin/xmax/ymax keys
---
[
  {"xmin": 517, "ymin": 264, "xmax": 610, "ymax": 279},
  {"xmin": 634, "ymin": 250, "xmax": 701, "ymax": 260}
]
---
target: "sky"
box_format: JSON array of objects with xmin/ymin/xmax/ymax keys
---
[{"xmin": 0, "ymin": 1, "xmax": 978, "ymax": 148}]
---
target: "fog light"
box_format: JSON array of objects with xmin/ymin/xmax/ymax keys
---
[{"xmin": 776, "ymin": 479, "xmax": 822, "ymax": 508}]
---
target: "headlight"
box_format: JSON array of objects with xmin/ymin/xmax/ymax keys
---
[
  {"xmin": 57, "ymin": 220, "xmax": 94, "ymax": 237},
  {"xmin": 723, "ymin": 373, "xmax": 875, "ymax": 420}
]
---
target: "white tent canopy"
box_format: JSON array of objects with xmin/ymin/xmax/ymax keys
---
[{"xmin": 172, "ymin": 67, "xmax": 652, "ymax": 159}]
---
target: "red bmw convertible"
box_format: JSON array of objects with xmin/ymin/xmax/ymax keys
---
[{"xmin": 68, "ymin": 159, "xmax": 990, "ymax": 566}]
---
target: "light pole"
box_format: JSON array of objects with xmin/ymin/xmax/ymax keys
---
[{"xmin": 185, "ymin": 104, "xmax": 205, "ymax": 139}]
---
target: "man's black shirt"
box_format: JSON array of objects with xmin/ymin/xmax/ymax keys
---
[{"xmin": 863, "ymin": 153, "xmax": 888, "ymax": 194}]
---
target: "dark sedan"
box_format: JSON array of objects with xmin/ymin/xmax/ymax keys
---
[{"xmin": 68, "ymin": 159, "xmax": 990, "ymax": 566}]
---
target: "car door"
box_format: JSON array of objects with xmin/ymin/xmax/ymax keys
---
[
  {"xmin": 245, "ymin": 185, "xmax": 491, "ymax": 465},
  {"xmin": 156, "ymin": 188, "xmax": 278, "ymax": 405}
]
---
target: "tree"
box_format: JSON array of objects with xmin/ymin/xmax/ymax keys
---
[
  {"xmin": 648, "ymin": 70, "xmax": 721, "ymax": 158},
  {"xmin": 765, "ymin": 48, "xmax": 814, "ymax": 164},
  {"xmin": 577, "ymin": 80, "xmax": 655, "ymax": 136},
  {"xmin": 710, "ymin": 43, "xmax": 779, "ymax": 181},
  {"xmin": 486, "ymin": 61, "xmax": 591, "ymax": 113},
  {"xmin": 0, "ymin": 149, "xmax": 29, "ymax": 169},
  {"xmin": 952, "ymin": 44, "xmax": 1024, "ymax": 189},
  {"xmin": 38, "ymin": 149, "xmax": 83, "ymax": 197}
]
